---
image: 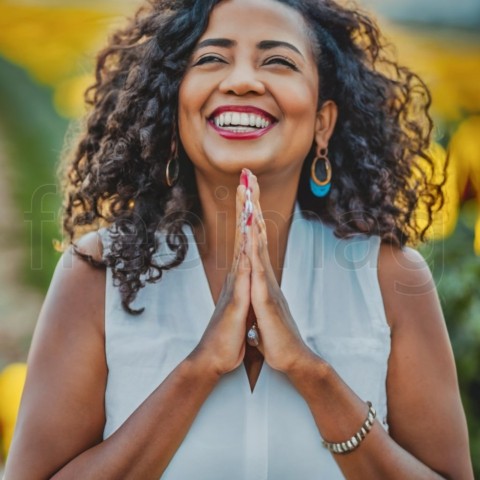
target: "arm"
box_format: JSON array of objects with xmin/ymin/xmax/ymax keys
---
[
  {"xmin": 244, "ymin": 173, "xmax": 473, "ymax": 479},
  {"xmin": 286, "ymin": 244, "xmax": 473, "ymax": 480},
  {"xmin": 5, "ymin": 184, "xmax": 252, "ymax": 480},
  {"xmin": 3, "ymin": 234, "xmax": 214, "ymax": 480}
]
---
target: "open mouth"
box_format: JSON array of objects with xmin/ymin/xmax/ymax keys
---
[{"xmin": 208, "ymin": 106, "xmax": 277, "ymax": 138}]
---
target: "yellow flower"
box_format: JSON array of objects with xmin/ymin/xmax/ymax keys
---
[
  {"xmin": 388, "ymin": 26, "xmax": 480, "ymax": 121},
  {"xmin": 414, "ymin": 142, "xmax": 459, "ymax": 241},
  {"xmin": 0, "ymin": 3, "xmax": 117, "ymax": 85},
  {"xmin": 0, "ymin": 363, "xmax": 27, "ymax": 459},
  {"xmin": 449, "ymin": 116, "xmax": 480, "ymax": 254},
  {"xmin": 54, "ymin": 73, "xmax": 95, "ymax": 118},
  {"xmin": 0, "ymin": 1, "xmax": 129, "ymax": 118}
]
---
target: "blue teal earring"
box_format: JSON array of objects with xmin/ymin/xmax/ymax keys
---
[{"xmin": 310, "ymin": 147, "xmax": 332, "ymax": 197}]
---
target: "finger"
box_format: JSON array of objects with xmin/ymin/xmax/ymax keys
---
[
  {"xmin": 248, "ymin": 209, "xmax": 270, "ymax": 292},
  {"xmin": 246, "ymin": 195, "xmax": 269, "ymax": 268},
  {"xmin": 248, "ymin": 204, "xmax": 279, "ymax": 295},
  {"xmin": 232, "ymin": 183, "xmax": 247, "ymax": 273},
  {"xmin": 247, "ymin": 174, "xmax": 268, "ymax": 244},
  {"xmin": 239, "ymin": 171, "xmax": 272, "ymax": 283},
  {"xmin": 254, "ymin": 208, "xmax": 268, "ymax": 253},
  {"xmin": 234, "ymin": 249, "xmax": 251, "ymax": 289}
]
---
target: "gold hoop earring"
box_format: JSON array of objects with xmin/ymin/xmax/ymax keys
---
[
  {"xmin": 310, "ymin": 147, "xmax": 332, "ymax": 197},
  {"xmin": 165, "ymin": 129, "xmax": 180, "ymax": 188},
  {"xmin": 166, "ymin": 157, "xmax": 179, "ymax": 188}
]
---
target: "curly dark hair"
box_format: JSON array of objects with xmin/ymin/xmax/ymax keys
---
[{"xmin": 61, "ymin": 0, "xmax": 444, "ymax": 313}]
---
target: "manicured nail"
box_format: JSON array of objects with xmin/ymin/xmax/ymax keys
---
[
  {"xmin": 240, "ymin": 168, "xmax": 251, "ymax": 190},
  {"xmin": 240, "ymin": 169, "xmax": 249, "ymax": 189}
]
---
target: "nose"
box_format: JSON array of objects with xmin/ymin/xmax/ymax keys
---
[{"xmin": 218, "ymin": 63, "xmax": 266, "ymax": 96}]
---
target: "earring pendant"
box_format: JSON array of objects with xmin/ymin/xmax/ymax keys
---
[
  {"xmin": 310, "ymin": 147, "xmax": 332, "ymax": 198},
  {"xmin": 247, "ymin": 323, "xmax": 260, "ymax": 347}
]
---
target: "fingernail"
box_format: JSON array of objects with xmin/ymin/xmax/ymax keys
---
[{"xmin": 240, "ymin": 169, "xmax": 249, "ymax": 189}]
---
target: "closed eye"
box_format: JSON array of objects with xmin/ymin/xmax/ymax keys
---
[
  {"xmin": 193, "ymin": 55, "xmax": 227, "ymax": 66},
  {"xmin": 263, "ymin": 56, "xmax": 299, "ymax": 71}
]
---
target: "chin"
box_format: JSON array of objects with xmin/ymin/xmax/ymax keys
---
[
  {"xmin": 204, "ymin": 147, "xmax": 277, "ymax": 174},
  {"xmin": 213, "ymin": 157, "xmax": 272, "ymax": 175}
]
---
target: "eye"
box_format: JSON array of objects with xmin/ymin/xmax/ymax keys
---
[
  {"xmin": 263, "ymin": 56, "xmax": 299, "ymax": 71},
  {"xmin": 193, "ymin": 55, "xmax": 227, "ymax": 66}
]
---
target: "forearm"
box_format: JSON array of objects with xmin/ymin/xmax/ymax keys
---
[
  {"xmin": 52, "ymin": 354, "xmax": 220, "ymax": 480},
  {"xmin": 286, "ymin": 352, "xmax": 449, "ymax": 480}
]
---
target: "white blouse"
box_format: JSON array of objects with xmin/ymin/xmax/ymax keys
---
[{"xmin": 100, "ymin": 203, "xmax": 391, "ymax": 479}]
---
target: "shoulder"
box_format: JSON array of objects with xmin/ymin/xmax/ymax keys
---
[
  {"xmin": 377, "ymin": 242, "xmax": 434, "ymax": 295},
  {"xmin": 34, "ymin": 229, "xmax": 107, "ymax": 361},
  {"xmin": 377, "ymin": 241, "xmax": 441, "ymax": 330},
  {"xmin": 74, "ymin": 229, "xmax": 105, "ymax": 263},
  {"xmin": 60, "ymin": 230, "xmax": 106, "ymax": 291},
  {"xmin": 46, "ymin": 231, "xmax": 106, "ymax": 334},
  {"xmin": 30, "ymin": 230, "xmax": 108, "ymax": 408}
]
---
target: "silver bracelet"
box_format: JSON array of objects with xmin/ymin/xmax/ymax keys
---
[{"xmin": 322, "ymin": 401, "xmax": 376, "ymax": 455}]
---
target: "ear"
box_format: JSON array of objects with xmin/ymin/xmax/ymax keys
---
[{"xmin": 314, "ymin": 100, "xmax": 338, "ymax": 149}]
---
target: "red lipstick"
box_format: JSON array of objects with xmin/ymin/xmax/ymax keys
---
[{"xmin": 209, "ymin": 105, "xmax": 277, "ymax": 141}]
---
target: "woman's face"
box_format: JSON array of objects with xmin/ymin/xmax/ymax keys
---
[{"xmin": 178, "ymin": 0, "xmax": 323, "ymax": 181}]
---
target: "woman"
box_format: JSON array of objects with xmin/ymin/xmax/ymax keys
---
[{"xmin": 5, "ymin": 0, "xmax": 474, "ymax": 478}]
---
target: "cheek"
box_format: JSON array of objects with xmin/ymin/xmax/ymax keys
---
[
  {"xmin": 293, "ymin": 81, "xmax": 319, "ymax": 119},
  {"xmin": 178, "ymin": 78, "xmax": 195, "ymax": 124},
  {"xmin": 178, "ymin": 72, "xmax": 210, "ymax": 117},
  {"xmin": 278, "ymin": 79, "xmax": 319, "ymax": 159},
  {"xmin": 274, "ymin": 77, "xmax": 319, "ymax": 124},
  {"xmin": 178, "ymin": 77, "xmax": 203, "ymax": 151}
]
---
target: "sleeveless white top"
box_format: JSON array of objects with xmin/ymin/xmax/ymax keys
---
[{"xmin": 100, "ymin": 203, "xmax": 391, "ymax": 479}]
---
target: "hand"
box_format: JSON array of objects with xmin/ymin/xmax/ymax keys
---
[
  {"xmin": 190, "ymin": 182, "xmax": 252, "ymax": 377},
  {"xmin": 244, "ymin": 171, "xmax": 313, "ymax": 373}
]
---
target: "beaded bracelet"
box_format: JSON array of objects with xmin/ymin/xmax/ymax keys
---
[{"xmin": 322, "ymin": 401, "xmax": 376, "ymax": 455}]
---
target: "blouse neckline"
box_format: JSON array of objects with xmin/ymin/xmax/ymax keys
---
[{"xmin": 183, "ymin": 202, "xmax": 303, "ymax": 394}]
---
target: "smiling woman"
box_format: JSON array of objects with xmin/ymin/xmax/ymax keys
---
[{"xmin": 4, "ymin": 0, "xmax": 474, "ymax": 479}]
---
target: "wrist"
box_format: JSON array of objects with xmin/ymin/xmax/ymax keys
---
[
  {"xmin": 184, "ymin": 348, "xmax": 223, "ymax": 385},
  {"xmin": 285, "ymin": 347, "xmax": 331, "ymax": 389}
]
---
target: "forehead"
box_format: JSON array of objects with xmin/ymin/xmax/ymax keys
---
[{"xmin": 201, "ymin": 0, "xmax": 313, "ymax": 53}]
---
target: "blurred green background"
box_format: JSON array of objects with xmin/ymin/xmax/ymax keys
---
[{"xmin": 0, "ymin": 0, "xmax": 479, "ymax": 473}]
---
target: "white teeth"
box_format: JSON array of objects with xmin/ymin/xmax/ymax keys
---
[
  {"xmin": 225, "ymin": 127, "xmax": 259, "ymax": 133},
  {"xmin": 240, "ymin": 113, "xmax": 249, "ymax": 126},
  {"xmin": 212, "ymin": 111, "xmax": 273, "ymax": 129}
]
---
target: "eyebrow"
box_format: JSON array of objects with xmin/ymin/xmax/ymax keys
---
[
  {"xmin": 257, "ymin": 40, "xmax": 304, "ymax": 58},
  {"xmin": 195, "ymin": 38, "xmax": 234, "ymax": 50},
  {"xmin": 195, "ymin": 38, "xmax": 305, "ymax": 59}
]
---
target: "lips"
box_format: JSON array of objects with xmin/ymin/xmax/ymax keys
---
[{"xmin": 208, "ymin": 105, "xmax": 277, "ymax": 140}]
